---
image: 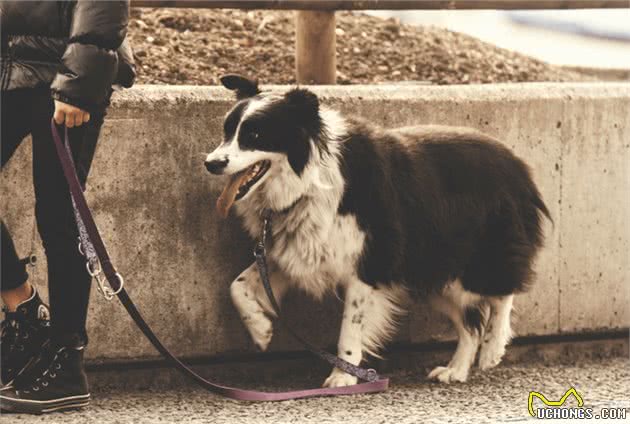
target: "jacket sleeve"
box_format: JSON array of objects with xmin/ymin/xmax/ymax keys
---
[{"xmin": 50, "ymin": 0, "xmax": 129, "ymax": 111}]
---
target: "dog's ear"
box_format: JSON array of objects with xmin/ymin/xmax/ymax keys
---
[
  {"xmin": 284, "ymin": 88, "xmax": 320, "ymax": 176},
  {"xmin": 220, "ymin": 74, "xmax": 260, "ymax": 99},
  {"xmin": 285, "ymin": 88, "xmax": 322, "ymax": 139},
  {"xmin": 285, "ymin": 88, "xmax": 319, "ymax": 119},
  {"xmin": 287, "ymin": 136, "xmax": 311, "ymax": 176}
]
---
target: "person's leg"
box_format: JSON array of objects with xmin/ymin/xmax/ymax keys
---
[
  {"xmin": 1, "ymin": 223, "xmax": 31, "ymax": 306},
  {"xmin": 1, "ymin": 89, "xmax": 51, "ymax": 385},
  {"xmin": 1, "ymin": 89, "xmax": 34, "ymax": 304},
  {"xmin": 0, "ymin": 90, "xmax": 109, "ymax": 412},
  {"xmin": 29, "ymin": 88, "xmax": 108, "ymax": 344}
]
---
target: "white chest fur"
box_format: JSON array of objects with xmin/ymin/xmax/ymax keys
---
[
  {"xmin": 271, "ymin": 210, "xmax": 366, "ymax": 299},
  {"xmin": 237, "ymin": 192, "xmax": 367, "ymax": 300},
  {"xmin": 234, "ymin": 109, "xmax": 366, "ymax": 298}
]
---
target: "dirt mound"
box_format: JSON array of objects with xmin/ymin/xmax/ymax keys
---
[{"xmin": 128, "ymin": 8, "xmax": 593, "ymax": 85}]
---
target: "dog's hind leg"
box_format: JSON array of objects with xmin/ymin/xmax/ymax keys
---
[
  {"xmin": 230, "ymin": 262, "xmax": 291, "ymax": 351},
  {"xmin": 478, "ymin": 294, "xmax": 514, "ymax": 370},
  {"xmin": 428, "ymin": 280, "xmax": 483, "ymax": 383},
  {"xmin": 323, "ymin": 278, "xmax": 404, "ymax": 388}
]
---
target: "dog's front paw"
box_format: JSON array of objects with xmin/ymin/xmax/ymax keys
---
[
  {"xmin": 478, "ymin": 342, "xmax": 505, "ymax": 370},
  {"xmin": 322, "ymin": 368, "xmax": 358, "ymax": 388},
  {"xmin": 244, "ymin": 311, "xmax": 273, "ymax": 351},
  {"xmin": 427, "ymin": 365, "xmax": 469, "ymax": 383}
]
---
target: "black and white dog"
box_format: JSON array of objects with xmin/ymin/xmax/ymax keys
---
[{"xmin": 205, "ymin": 75, "xmax": 550, "ymax": 387}]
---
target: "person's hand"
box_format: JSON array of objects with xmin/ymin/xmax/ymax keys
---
[{"xmin": 53, "ymin": 100, "xmax": 90, "ymax": 128}]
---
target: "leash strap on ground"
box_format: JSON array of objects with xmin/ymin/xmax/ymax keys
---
[{"xmin": 50, "ymin": 119, "xmax": 389, "ymax": 401}]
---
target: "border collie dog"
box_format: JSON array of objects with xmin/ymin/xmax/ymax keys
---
[{"xmin": 205, "ymin": 75, "xmax": 550, "ymax": 387}]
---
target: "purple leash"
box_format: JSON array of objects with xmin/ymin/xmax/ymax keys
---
[{"xmin": 50, "ymin": 120, "xmax": 389, "ymax": 401}]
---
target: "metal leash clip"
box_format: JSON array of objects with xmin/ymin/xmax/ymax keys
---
[
  {"xmin": 19, "ymin": 255, "xmax": 37, "ymax": 267},
  {"xmin": 253, "ymin": 241, "xmax": 265, "ymax": 258},
  {"xmin": 26, "ymin": 254, "xmax": 37, "ymax": 267},
  {"xmin": 366, "ymin": 368, "xmax": 378, "ymax": 382},
  {"xmin": 86, "ymin": 258, "xmax": 123, "ymax": 300},
  {"xmin": 86, "ymin": 258, "xmax": 102, "ymax": 277},
  {"xmin": 95, "ymin": 272, "xmax": 124, "ymax": 301},
  {"xmin": 253, "ymin": 209, "xmax": 273, "ymax": 258}
]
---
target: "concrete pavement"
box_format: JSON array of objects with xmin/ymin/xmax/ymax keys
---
[{"xmin": 2, "ymin": 355, "xmax": 628, "ymax": 423}]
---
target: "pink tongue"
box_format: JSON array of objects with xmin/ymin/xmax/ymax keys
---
[{"xmin": 216, "ymin": 168, "xmax": 252, "ymax": 218}]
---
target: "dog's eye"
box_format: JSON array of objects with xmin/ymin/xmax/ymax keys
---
[{"xmin": 245, "ymin": 131, "xmax": 259, "ymax": 142}]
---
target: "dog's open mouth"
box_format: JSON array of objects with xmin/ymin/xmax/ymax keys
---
[{"xmin": 216, "ymin": 160, "xmax": 270, "ymax": 218}]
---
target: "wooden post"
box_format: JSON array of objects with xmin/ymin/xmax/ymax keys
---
[{"xmin": 295, "ymin": 11, "xmax": 336, "ymax": 84}]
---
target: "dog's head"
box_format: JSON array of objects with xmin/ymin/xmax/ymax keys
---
[{"xmin": 206, "ymin": 74, "xmax": 326, "ymax": 217}]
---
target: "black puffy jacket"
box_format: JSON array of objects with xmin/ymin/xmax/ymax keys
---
[{"xmin": 1, "ymin": 0, "xmax": 135, "ymax": 111}]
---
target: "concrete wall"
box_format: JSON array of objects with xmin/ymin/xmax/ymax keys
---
[{"xmin": 1, "ymin": 83, "xmax": 628, "ymax": 362}]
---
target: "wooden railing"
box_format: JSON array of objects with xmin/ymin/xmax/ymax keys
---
[
  {"xmin": 132, "ymin": 1, "xmax": 628, "ymax": 10},
  {"xmin": 131, "ymin": 0, "xmax": 629, "ymax": 84}
]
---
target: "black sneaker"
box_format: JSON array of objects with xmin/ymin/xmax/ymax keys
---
[
  {"xmin": 0, "ymin": 337, "xmax": 90, "ymax": 414},
  {"xmin": 1, "ymin": 288, "xmax": 50, "ymax": 385}
]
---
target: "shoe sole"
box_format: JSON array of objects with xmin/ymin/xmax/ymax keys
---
[{"xmin": 0, "ymin": 393, "xmax": 90, "ymax": 414}]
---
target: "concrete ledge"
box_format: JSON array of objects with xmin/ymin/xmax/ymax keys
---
[
  {"xmin": 2, "ymin": 83, "xmax": 629, "ymax": 361},
  {"xmin": 87, "ymin": 332, "xmax": 629, "ymax": 390}
]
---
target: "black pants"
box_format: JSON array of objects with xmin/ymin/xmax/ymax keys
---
[{"xmin": 1, "ymin": 87, "xmax": 108, "ymax": 342}]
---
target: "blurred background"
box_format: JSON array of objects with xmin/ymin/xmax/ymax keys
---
[
  {"xmin": 369, "ymin": 9, "xmax": 630, "ymax": 69},
  {"xmin": 129, "ymin": 5, "xmax": 630, "ymax": 85}
]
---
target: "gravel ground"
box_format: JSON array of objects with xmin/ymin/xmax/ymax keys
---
[
  {"xmin": 128, "ymin": 8, "xmax": 594, "ymax": 86},
  {"xmin": 3, "ymin": 357, "xmax": 628, "ymax": 424}
]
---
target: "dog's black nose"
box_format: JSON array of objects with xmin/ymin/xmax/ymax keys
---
[{"xmin": 205, "ymin": 158, "xmax": 229, "ymax": 174}]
